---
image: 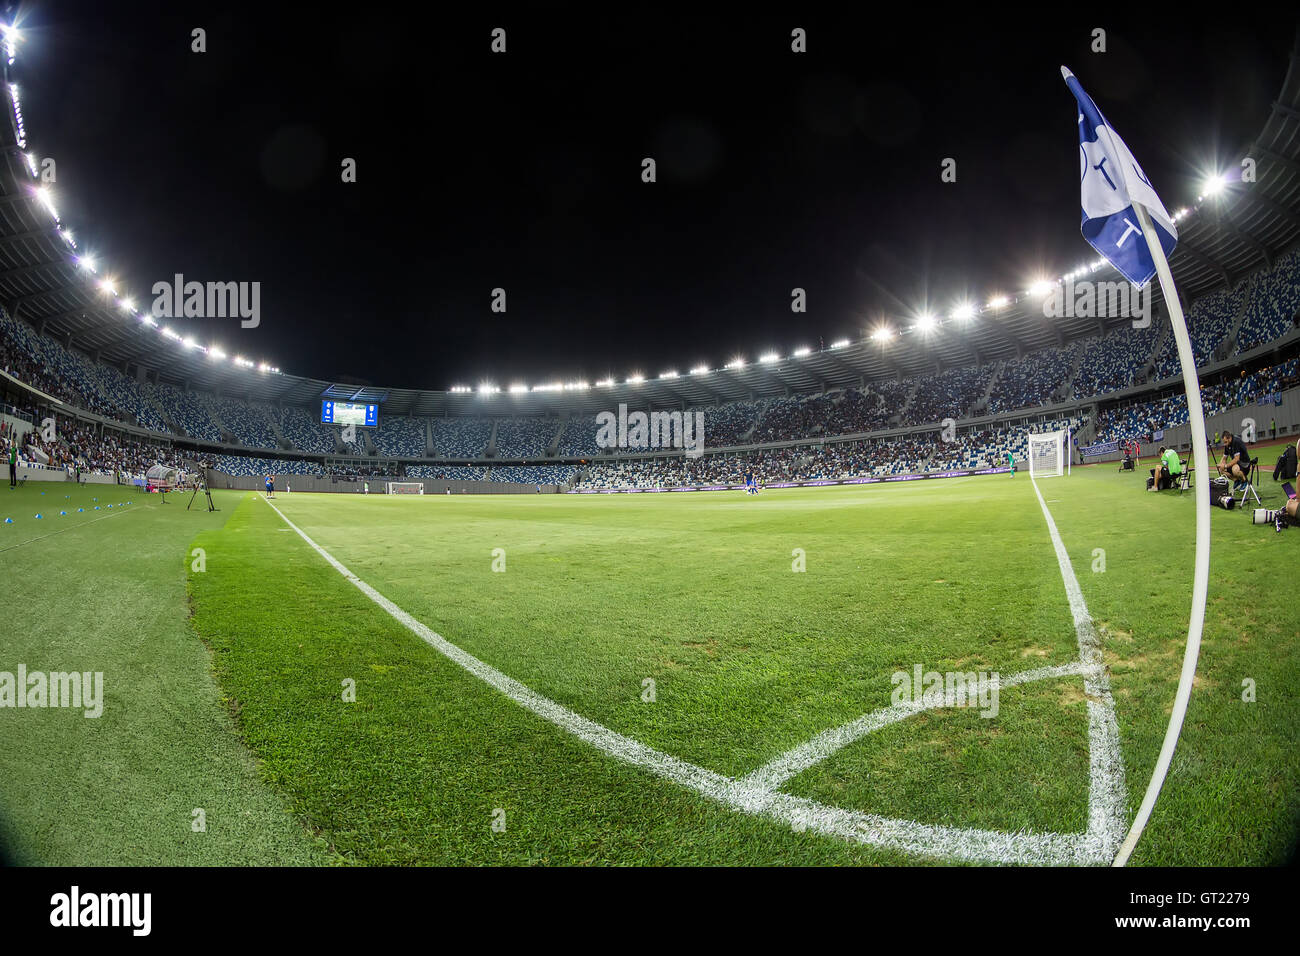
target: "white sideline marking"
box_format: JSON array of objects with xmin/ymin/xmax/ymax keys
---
[
  {"xmin": 1027, "ymin": 476, "xmax": 1129, "ymax": 855},
  {"xmin": 260, "ymin": 493, "xmax": 1124, "ymax": 865},
  {"xmin": 0, "ymin": 502, "xmax": 144, "ymax": 554}
]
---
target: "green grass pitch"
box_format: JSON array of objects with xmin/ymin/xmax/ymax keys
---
[{"xmin": 2, "ymin": 450, "xmax": 1297, "ymax": 865}]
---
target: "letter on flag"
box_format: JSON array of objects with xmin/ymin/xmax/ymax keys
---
[{"xmin": 1062, "ymin": 66, "xmax": 1177, "ymax": 287}]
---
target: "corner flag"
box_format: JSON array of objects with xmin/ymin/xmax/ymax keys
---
[
  {"xmin": 1061, "ymin": 67, "xmax": 1210, "ymax": 869},
  {"xmin": 1062, "ymin": 66, "xmax": 1177, "ymax": 287}
]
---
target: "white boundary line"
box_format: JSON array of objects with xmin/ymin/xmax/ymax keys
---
[
  {"xmin": 0, "ymin": 501, "xmax": 143, "ymax": 554},
  {"xmin": 1027, "ymin": 476, "xmax": 1129, "ymax": 854},
  {"xmin": 259, "ymin": 491, "xmax": 1125, "ymax": 865}
]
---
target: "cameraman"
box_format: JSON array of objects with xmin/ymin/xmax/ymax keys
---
[{"xmin": 1218, "ymin": 430, "xmax": 1251, "ymax": 488}]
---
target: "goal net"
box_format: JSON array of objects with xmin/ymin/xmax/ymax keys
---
[
  {"xmin": 385, "ymin": 481, "xmax": 424, "ymax": 495},
  {"xmin": 1027, "ymin": 430, "xmax": 1065, "ymax": 479}
]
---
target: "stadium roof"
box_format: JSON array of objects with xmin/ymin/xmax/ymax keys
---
[{"xmin": 2, "ymin": 25, "xmax": 1299, "ymax": 417}]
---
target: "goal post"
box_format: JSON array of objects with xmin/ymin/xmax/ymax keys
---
[
  {"xmin": 385, "ymin": 481, "xmax": 425, "ymax": 495},
  {"xmin": 1027, "ymin": 430, "xmax": 1065, "ymax": 479}
]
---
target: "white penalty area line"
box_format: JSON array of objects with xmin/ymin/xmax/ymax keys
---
[{"xmin": 260, "ymin": 492, "xmax": 1118, "ymax": 865}]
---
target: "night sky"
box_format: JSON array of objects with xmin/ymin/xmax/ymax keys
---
[{"xmin": 9, "ymin": 2, "xmax": 1293, "ymax": 389}]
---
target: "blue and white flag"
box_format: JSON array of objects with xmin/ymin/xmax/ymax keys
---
[{"xmin": 1062, "ymin": 66, "xmax": 1177, "ymax": 287}]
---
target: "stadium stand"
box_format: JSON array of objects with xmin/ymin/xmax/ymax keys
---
[
  {"xmin": 209, "ymin": 394, "xmax": 279, "ymax": 449},
  {"xmin": 7, "ymin": 411, "xmax": 187, "ymax": 480},
  {"xmin": 1236, "ymin": 247, "xmax": 1300, "ymax": 354},
  {"xmin": 1093, "ymin": 357, "xmax": 1298, "ymax": 443},
  {"xmin": 1073, "ymin": 324, "xmax": 1160, "ymax": 396},
  {"xmin": 432, "ymin": 417, "xmax": 492, "ymax": 458},
  {"xmin": 988, "ymin": 344, "xmax": 1077, "ymax": 414},
  {"xmin": 752, "ymin": 392, "xmax": 833, "ymax": 443},
  {"xmin": 372, "ymin": 415, "xmax": 426, "ymax": 457},
  {"xmin": 214, "ymin": 454, "xmax": 327, "ymax": 478},
  {"xmin": 703, "ymin": 399, "xmax": 767, "ymax": 447},
  {"xmin": 557, "ymin": 414, "xmax": 602, "ymax": 457},
  {"xmin": 2, "ymin": 245, "xmax": 1298, "ymax": 489},
  {"xmin": 493, "ymin": 417, "xmax": 556, "ymax": 458},
  {"xmin": 279, "ymin": 404, "xmax": 337, "ymax": 454},
  {"xmin": 908, "ymin": 365, "xmax": 990, "ymax": 424},
  {"xmin": 1152, "ymin": 284, "xmax": 1245, "ymax": 379},
  {"xmin": 487, "ymin": 464, "xmax": 575, "ymax": 484},
  {"xmin": 150, "ymin": 382, "xmax": 223, "ymax": 441}
]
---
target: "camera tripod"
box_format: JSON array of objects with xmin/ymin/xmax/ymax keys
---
[{"xmin": 187, "ymin": 482, "xmax": 218, "ymax": 512}]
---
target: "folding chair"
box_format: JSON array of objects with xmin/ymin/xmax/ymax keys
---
[{"xmin": 1236, "ymin": 457, "xmax": 1262, "ymax": 508}]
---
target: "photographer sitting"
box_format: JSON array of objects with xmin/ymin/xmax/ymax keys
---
[
  {"xmin": 1149, "ymin": 445, "xmax": 1182, "ymax": 491},
  {"xmin": 1217, "ymin": 430, "xmax": 1251, "ymax": 490}
]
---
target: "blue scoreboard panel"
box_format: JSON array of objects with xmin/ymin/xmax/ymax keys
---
[{"xmin": 321, "ymin": 400, "xmax": 378, "ymax": 427}]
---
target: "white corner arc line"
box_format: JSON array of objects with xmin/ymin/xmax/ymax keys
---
[
  {"xmin": 259, "ymin": 493, "xmax": 1121, "ymax": 865},
  {"xmin": 741, "ymin": 661, "xmax": 1092, "ymax": 793}
]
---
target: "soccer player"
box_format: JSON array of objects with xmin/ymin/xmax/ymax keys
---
[
  {"xmin": 265, "ymin": 474, "xmax": 275, "ymax": 498},
  {"xmin": 1006, "ymin": 451, "xmax": 1015, "ymax": 477},
  {"xmin": 743, "ymin": 467, "xmax": 754, "ymax": 495},
  {"xmin": 1218, "ymin": 430, "xmax": 1251, "ymax": 489},
  {"xmin": 7, "ymin": 441, "xmax": 16, "ymax": 488}
]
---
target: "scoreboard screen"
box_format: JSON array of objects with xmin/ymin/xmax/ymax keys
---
[{"xmin": 321, "ymin": 400, "xmax": 378, "ymax": 427}]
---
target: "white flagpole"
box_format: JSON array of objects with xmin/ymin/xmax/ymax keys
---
[{"xmin": 1112, "ymin": 202, "xmax": 1211, "ymax": 866}]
